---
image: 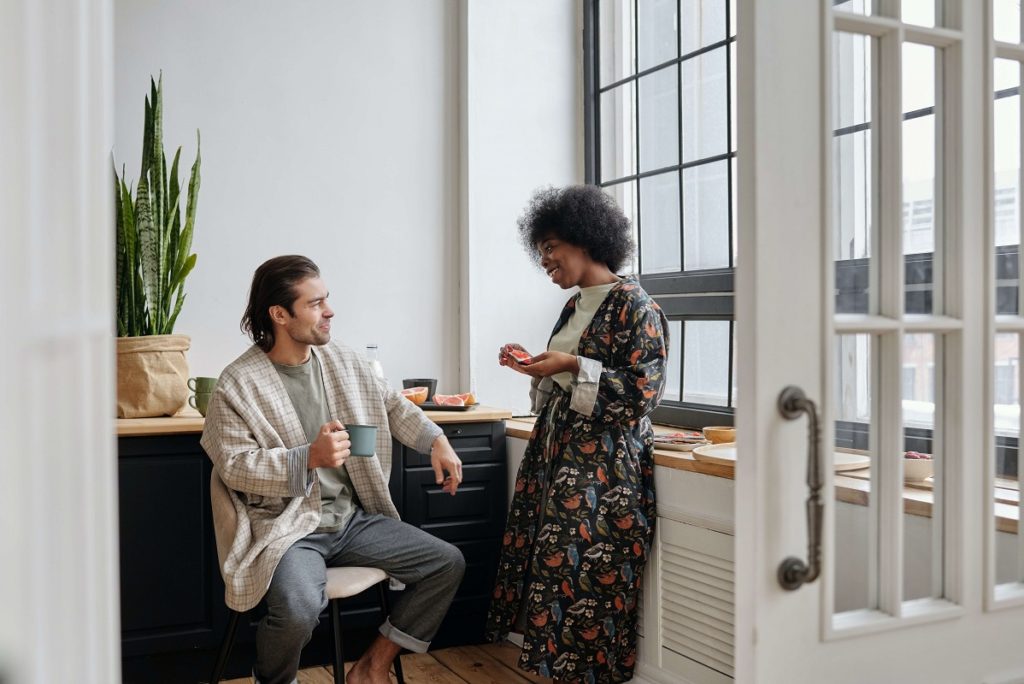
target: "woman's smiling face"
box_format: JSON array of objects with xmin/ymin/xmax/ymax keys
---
[{"xmin": 537, "ymin": 235, "xmax": 592, "ymax": 289}]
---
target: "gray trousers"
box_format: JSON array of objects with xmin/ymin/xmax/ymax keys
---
[{"xmin": 255, "ymin": 508, "xmax": 466, "ymax": 684}]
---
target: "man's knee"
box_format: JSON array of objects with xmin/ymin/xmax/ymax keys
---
[
  {"xmin": 266, "ymin": 583, "xmax": 326, "ymax": 635},
  {"xmin": 438, "ymin": 541, "xmax": 466, "ymax": 581}
]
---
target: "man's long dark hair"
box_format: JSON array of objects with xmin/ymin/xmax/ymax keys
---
[{"xmin": 241, "ymin": 255, "xmax": 321, "ymax": 352}]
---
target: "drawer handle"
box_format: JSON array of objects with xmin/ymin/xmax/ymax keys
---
[{"xmin": 452, "ymin": 428, "xmax": 463, "ymax": 435}]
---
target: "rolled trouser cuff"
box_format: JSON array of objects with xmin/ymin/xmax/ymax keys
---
[{"xmin": 379, "ymin": 617, "xmax": 430, "ymax": 653}]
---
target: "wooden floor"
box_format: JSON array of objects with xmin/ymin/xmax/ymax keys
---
[{"xmin": 223, "ymin": 642, "xmax": 553, "ymax": 683}]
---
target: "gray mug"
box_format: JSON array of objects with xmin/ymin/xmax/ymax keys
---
[{"xmin": 346, "ymin": 424, "xmax": 378, "ymax": 457}]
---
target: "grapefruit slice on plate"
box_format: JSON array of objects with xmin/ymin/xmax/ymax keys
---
[
  {"xmin": 432, "ymin": 394, "xmax": 466, "ymax": 407},
  {"xmin": 401, "ymin": 386, "xmax": 428, "ymax": 405}
]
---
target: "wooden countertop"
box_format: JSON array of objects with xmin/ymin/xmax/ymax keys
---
[
  {"xmin": 504, "ymin": 418, "xmax": 1019, "ymax": 532},
  {"xmin": 117, "ymin": 405, "xmax": 514, "ymax": 437}
]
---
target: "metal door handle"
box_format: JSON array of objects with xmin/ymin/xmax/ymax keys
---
[{"xmin": 776, "ymin": 385, "xmax": 823, "ymax": 591}]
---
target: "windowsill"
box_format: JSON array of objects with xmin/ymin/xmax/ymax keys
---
[{"xmin": 504, "ymin": 418, "xmax": 1020, "ymax": 532}]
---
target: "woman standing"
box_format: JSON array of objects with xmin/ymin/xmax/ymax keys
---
[{"xmin": 486, "ymin": 185, "xmax": 669, "ymax": 683}]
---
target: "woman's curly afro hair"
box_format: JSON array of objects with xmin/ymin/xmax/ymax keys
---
[{"xmin": 517, "ymin": 184, "xmax": 634, "ymax": 273}]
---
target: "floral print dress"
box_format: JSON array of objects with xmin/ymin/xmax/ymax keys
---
[{"xmin": 486, "ymin": 278, "xmax": 669, "ymax": 683}]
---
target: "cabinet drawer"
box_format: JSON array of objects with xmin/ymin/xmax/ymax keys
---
[
  {"xmin": 403, "ymin": 463, "xmax": 507, "ymax": 542},
  {"xmin": 402, "ymin": 421, "xmax": 505, "ymax": 468}
]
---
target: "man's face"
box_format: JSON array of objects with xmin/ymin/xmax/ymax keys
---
[{"xmin": 279, "ymin": 276, "xmax": 333, "ymax": 346}]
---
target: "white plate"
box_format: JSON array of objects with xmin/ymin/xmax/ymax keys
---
[
  {"xmin": 655, "ymin": 440, "xmax": 708, "ymax": 452},
  {"xmin": 691, "ymin": 444, "xmax": 871, "ymax": 471}
]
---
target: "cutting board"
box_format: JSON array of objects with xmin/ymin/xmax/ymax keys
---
[{"xmin": 691, "ymin": 443, "xmax": 871, "ymax": 471}]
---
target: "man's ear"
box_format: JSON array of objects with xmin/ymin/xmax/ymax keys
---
[{"xmin": 269, "ymin": 305, "xmax": 288, "ymax": 326}]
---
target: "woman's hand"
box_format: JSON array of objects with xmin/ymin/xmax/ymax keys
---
[
  {"xmin": 498, "ymin": 343, "xmax": 531, "ymax": 374},
  {"xmin": 514, "ymin": 350, "xmax": 579, "ymax": 378}
]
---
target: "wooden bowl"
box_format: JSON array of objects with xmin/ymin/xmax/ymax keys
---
[{"xmin": 702, "ymin": 426, "xmax": 736, "ymax": 444}]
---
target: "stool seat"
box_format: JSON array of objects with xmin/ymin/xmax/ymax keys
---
[{"xmin": 326, "ymin": 567, "xmax": 387, "ymax": 600}]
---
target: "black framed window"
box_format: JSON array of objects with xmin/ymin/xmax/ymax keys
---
[{"xmin": 584, "ymin": 0, "xmax": 738, "ymax": 428}]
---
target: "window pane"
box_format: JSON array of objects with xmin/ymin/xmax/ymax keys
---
[
  {"xmin": 639, "ymin": 66, "xmax": 679, "ymax": 172},
  {"xmin": 994, "ymin": 60, "xmax": 1020, "ymax": 315},
  {"xmin": 994, "ymin": 334, "xmax": 1020, "ymax": 586},
  {"xmin": 833, "ymin": 0, "xmax": 873, "ymax": 17},
  {"xmin": 730, "ymin": 40, "xmax": 737, "ymax": 152},
  {"xmin": 994, "ymin": 0, "xmax": 1021, "ymax": 44},
  {"xmin": 639, "ymin": 171, "xmax": 681, "ymax": 273},
  {"xmin": 638, "ymin": 0, "xmax": 678, "ymax": 71},
  {"xmin": 601, "ymin": 83, "xmax": 637, "ymax": 183},
  {"xmin": 834, "ymin": 333, "xmax": 877, "ymax": 613},
  {"xmin": 681, "ymin": 0, "xmax": 726, "ymax": 56},
  {"xmin": 902, "ymin": 333, "xmax": 942, "ymax": 602},
  {"xmin": 731, "ymin": 155, "xmax": 738, "ymax": 265},
  {"xmin": 664, "ymin": 319, "xmax": 683, "ymax": 401},
  {"xmin": 605, "ymin": 181, "xmax": 639, "ymax": 274},
  {"xmin": 833, "ymin": 32, "xmax": 874, "ymax": 314},
  {"xmin": 902, "ymin": 44, "xmax": 937, "ymax": 315},
  {"xmin": 683, "ymin": 320, "xmax": 730, "ymax": 406},
  {"xmin": 600, "ymin": 0, "xmax": 636, "ymax": 86},
  {"xmin": 681, "ymin": 47, "xmax": 728, "ymax": 163},
  {"xmin": 833, "ymin": 32, "xmax": 873, "ymax": 130},
  {"xmin": 683, "ymin": 160, "xmax": 730, "ymax": 271},
  {"xmin": 901, "ymin": 0, "xmax": 939, "ymax": 27}
]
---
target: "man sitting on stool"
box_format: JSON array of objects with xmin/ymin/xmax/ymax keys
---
[{"xmin": 202, "ymin": 255, "xmax": 465, "ymax": 684}]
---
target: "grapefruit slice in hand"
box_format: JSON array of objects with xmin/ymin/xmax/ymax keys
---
[{"xmin": 508, "ymin": 348, "xmax": 532, "ymax": 365}]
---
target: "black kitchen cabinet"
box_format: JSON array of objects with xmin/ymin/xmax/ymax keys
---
[{"xmin": 118, "ymin": 418, "xmax": 507, "ymax": 683}]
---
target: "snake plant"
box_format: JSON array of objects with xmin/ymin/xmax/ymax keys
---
[{"xmin": 115, "ymin": 74, "xmax": 200, "ymax": 337}]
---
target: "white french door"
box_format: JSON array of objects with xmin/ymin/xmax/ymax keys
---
[{"xmin": 736, "ymin": 0, "xmax": 1024, "ymax": 681}]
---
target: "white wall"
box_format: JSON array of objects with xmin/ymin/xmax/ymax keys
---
[
  {"xmin": 115, "ymin": 0, "xmax": 582, "ymax": 411},
  {"xmin": 461, "ymin": 0, "xmax": 584, "ymax": 414},
  {"xmin": 115, "ymin": 0, "xmax": 461, "ymax": 388}
]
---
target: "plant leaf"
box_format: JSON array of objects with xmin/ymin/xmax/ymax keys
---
[
  {"xmin": 135, "ymin": 174, "xmax": 161, "ymax": 335},
  {"xmin": 176, "ymin": 131, "xmax": 201, "ymax": 276}
]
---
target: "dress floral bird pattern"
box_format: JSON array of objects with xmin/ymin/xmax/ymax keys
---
[{"xmin": 486, "ymin": 278, "xmax": 669, "ymax": 683}]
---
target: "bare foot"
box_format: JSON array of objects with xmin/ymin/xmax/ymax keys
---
[{"xmin": 344, "ymin": 657, "xmax": 392, "ymax": 684}]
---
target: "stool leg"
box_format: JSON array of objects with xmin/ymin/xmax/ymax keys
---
[
  {"xmin": 209, "ymin": 610, "xmax": 241, "ymax": 684},
  {"xmin": 331, "ymin": 598, "xmax": 346, "ymax": 684},
  {"xmin": 377, "ymin": 582, "xmax": 405, "ymax": 684}
]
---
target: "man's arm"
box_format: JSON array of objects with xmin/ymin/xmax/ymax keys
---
[{"xmin": 377, "ymin": 376, "xmax": 462, "ymax": 494}]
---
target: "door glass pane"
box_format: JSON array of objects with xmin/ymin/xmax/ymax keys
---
[
  {"xmin": 681, "ymin": 46, "xmax": 728, "ymax": 163},
  {"xmin": 638, "ymin": 0, "xmax": 679, "ymax": 71},
  {"xmin": 833, "ymin": 0, "xmax": 874, "ymax": 17},
  {"xmin": 994, "ymin": 0, "xmax": 1021, "ymax": 44},
  {"xmin": 683, "ymin": 320, "xmax": 730, "ymax": 406},
  {"xmin": 600, "ymin": 0, "xmax": 636, "ymax": 86},
  {"xmin": 730, "ymin": 322, "xmax": 738, "ymax": 407},
  {"xmin": 994, "ymin": 59, "xmax": 1020, "ymax": 315},
  {"xmin": 640, "ymin": 171, "xmax": 681, "ymax": 273},
  {"xmin": 683, "ymin": 160, "xmax": 730, "ymax": 270},
  {"xmin": 994, "ymin": 333, "xmax": 1020, "ymax": 586},
  {"xmin": 834, "ymin": 334, "xmax": 877, "ymax": 613},
  {"xmin": 601, "ymin": 83, "xmax": 637, "ymax": 183},
  {"xmin": 833, "ymin": 32, "xmax": 875, "ymax": 314},
  {"xmin": 605, "ymin": 181, "xmax": 639, "ymax": 274},
  {"xmin": 639, "ymin": 65, "xmax": 679, "ymax": 172},
  {"xmin": 901, "ymin": 0, "xmax": 939, "ymax": 27},
  {"xmin": 681, "ymin": 0, "xmax": 726, "ymax": 56},
  {"xmin": 902, "ymin": 333, "xmax": 942, "ymax": 601},
  {"xmin": 902, "ymin": 43, "xmax": 937, "ymax": 315},
  {"xmin": 665, "ymin": 319, "xmax": 683, "ymax": 401}
]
